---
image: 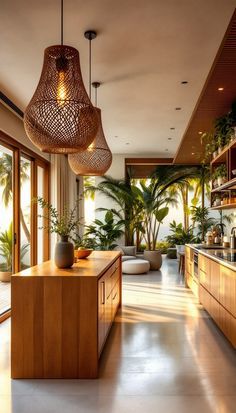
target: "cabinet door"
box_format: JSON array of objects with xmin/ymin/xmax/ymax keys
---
[
  {"xmin": 220, "ymin": 266, "xmax": 236, "ymax": 317},
  {"xmin": 199, "ymin": 255, "xmax": 211, "ymax": 292},
  {"xmin": 210, "ymin": 261, "xmax": 220, "ymax": 301},
  {"xmin": 98, "ymin": 276, "xmax": 106, "ymax": 319}
]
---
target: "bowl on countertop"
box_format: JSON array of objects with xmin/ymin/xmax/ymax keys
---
[{"xmin": 76, "ymin": 249, "xmax": 93, "ymax": 259}]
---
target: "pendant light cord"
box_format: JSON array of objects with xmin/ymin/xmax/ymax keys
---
[
  {"xmin": 89, "ymin": 38, "xmax": 92, "ymax": 99},
  {"xmin": 61, "ymin": 0, "xmax": 64, "ymax": 45},
  {"xmin": 95, "ymin": 86, "xmax": 97, "ymax": 106}
]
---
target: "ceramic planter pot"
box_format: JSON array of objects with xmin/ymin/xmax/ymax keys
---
[
  {"xmin": 54, "ymin": 235, "xmax": 74, "ymax": 268},
  {"xmin": 0, "ymin": 271, "xmax": 11, "ymax": 282},
  {"xmin": 213, "ymin": 151, "xmax": 218, "ymax": 159},
  {"xmin": 143, "ymin": 250, "xmax": 162, "ymax": 270},
  {"xmin": 217, "ymin": 177, "xmax": 226, "ymax": 187}
]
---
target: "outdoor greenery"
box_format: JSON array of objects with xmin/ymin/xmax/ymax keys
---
[{"xmin": 0, "ymin": 223, "xmax": 29, "ymax": 271}]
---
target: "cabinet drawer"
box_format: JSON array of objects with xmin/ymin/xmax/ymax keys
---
[
  {"xmin": 199, "ymin": 254, "xmax": 210, "ymax": 274},
  {"xmin": 200, "ymin": 268, "xmax": 210, "ymax": 292}
]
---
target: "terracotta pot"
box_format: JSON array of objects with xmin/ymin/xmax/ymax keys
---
[
  {"xmin": 0, "ymin": 271, "xmax": 11, "ymax": 282},
  {"xmin": 143, "ymin": 250, "xmax": 162, "ymax": 270},
  {"xmin": 54, "ymin": 235, "xmax": 74, "ymax": 268}
]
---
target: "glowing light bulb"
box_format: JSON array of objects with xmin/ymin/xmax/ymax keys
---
[
  {"xmin": 57, "ymin": 71, "xmax": 67, "ymax": 106},
  {"xmin": 88, "ymin": 142, "xmax": 94, "ymax": 151}
]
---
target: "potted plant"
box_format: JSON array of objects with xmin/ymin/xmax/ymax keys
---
[
  {"xmin": 214, "ymin": 164, "xmax": 227, "ymax": 187},
  {"xmin": 37, "ymin": 198, "xmax": 80, "ymax": 268},
  {"xmin": 166, "ymin": 221, "xmax": 196, "ymax": 254},
  {"xmin": 191, "ymin": 206, "xmax": 216, "ymax": 242},
  {"xmin": 84, "ymin": 211, "xmax": 125, "ymax": 250}
]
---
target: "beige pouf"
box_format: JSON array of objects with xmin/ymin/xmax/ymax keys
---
[{"xmin": 122, "ymin": 259, "xmax": 150, "ymax": 274}]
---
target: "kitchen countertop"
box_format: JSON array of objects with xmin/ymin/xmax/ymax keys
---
[{"xmin": 186, "ymin": 244, "xmax": 236, "ymax": 271}]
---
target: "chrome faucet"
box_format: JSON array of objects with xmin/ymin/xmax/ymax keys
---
[{"xmin": 230, "ymin": 227, "xmax": 236, "ymax": 249}]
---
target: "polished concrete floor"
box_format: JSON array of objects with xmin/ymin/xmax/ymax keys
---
[{"xmin": 1, "ymin": 257, "xmax": 236, "ymax": 412}]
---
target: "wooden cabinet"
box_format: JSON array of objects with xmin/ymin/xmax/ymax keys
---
[
  {"xmin": 11, "ymin": 251, "xmax": 122, "ymax": 379},
  {"xmin": 220, "ymin": 266, "xmax": 236, "ymax": 317},
  {"xmin": 196, "ymin": 249, "xmax": 236, "ymax": 348},
  {"xmin": 185, "ymin": 246, "xmax": 198, "ymax": 298}
]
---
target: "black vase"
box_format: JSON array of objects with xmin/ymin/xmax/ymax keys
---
[{"xmin": 54, "ymin": 235, "xmax": 74, "ymax": 268}]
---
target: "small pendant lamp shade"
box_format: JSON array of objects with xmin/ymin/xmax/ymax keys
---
[
  {"xmin": 68, "ymin": 108, "xmax": 112, "ymax": 175},
  {"xmin": 24, "ymin": 45, "xmax": 99, "ymax": 153}
]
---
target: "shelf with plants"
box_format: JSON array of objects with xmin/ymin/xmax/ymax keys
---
[
  {"xmin": 202, "ymin": 100, "xmax": 236, "ymax": 209},
  {"xmin": 211, "ymin": 189, "xmax": 236, "ymax": 210}
]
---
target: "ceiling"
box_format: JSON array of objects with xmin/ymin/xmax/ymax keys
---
[
  {"xmin": 174, "ymin": 9, "xmax": 236, "ymax": 164},
  {"xmin": 0, "ymin": 0, "xmax": 236, "ymax": 157}
]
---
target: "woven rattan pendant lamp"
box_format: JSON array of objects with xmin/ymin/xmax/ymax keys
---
[
  {"xmin": 24, "ymin": 1, "xmax": 98, "ymax": 153},
  {"xmin": 68, "ymin": 31, "xmax": 112, "ymax": 175}
]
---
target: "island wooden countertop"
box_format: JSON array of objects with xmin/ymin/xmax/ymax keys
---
[{"xmin": 12, "ymin": 250, "xmax": 121, "ymax": 279}]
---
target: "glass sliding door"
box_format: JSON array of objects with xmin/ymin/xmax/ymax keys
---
[
  {"xmin": 0, "ymin": 144, "xmax": 13, "ymax": 314},
  {"xmin": 20, "ymin": 155, "xmax": 31, "ymax": 270},
  {"xmin": 0, "ymin": 131, "xmax": 50, "ymax": 320}
]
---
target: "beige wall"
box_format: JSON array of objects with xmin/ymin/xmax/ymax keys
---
[{"xmin": 0, "ymin": 102, "xmax": 49, "ymax": 161}]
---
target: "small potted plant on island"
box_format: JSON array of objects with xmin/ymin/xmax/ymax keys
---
[{"xmin": 37, "ymin": 198, "xmax": 80, "ymax": 268}]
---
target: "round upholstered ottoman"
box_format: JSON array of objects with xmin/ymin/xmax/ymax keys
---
[{"xmin": 122, "ymin": 259, "xmax": 150, "ymax": 275}]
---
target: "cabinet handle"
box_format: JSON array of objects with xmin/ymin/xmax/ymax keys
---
[
  {"xmin": 113, "ymin": 291, "xmax": 117, "ymax": 301},
  {"xmin": 101, "ymin": 282, "xmax": 105, "ymax": 304}
]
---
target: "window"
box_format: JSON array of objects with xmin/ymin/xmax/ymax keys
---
[{"xmin": 0, "ymin": 131, "xmax": 50, "ymax": 318}]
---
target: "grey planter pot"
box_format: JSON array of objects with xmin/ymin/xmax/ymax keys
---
[
  {"xmin": 54, "ymin": 235, "xmax": 74, "ymax": 268},
  {"xmin": 143, "ymin": 250, "xmax": 162, "ymax": 270}
]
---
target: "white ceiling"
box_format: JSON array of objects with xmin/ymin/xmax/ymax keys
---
[{"xmin": 0, "ymin": 0, "xmax": 235, "ymax": 156}]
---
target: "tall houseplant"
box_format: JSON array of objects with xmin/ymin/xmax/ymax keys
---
[{"xmin": 37, "ymin": 198, "xmax": 80, "ymax": 268}]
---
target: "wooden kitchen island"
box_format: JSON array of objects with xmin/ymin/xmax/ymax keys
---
[{"xmin": 11, "ymin": 251, "xmax": 121, "ymax": 379}]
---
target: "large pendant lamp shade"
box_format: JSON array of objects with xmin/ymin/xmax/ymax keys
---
[
  {"xmin": 23, "ymin": 2, "xmax": 98, "ymax": 153},
  {"xmin": 68, "ymin": 32, "xmax": 112, "ymax": 175},
  {"xmin": 69, "ymin": 105, "xmax": 112, "ymax": 175}
]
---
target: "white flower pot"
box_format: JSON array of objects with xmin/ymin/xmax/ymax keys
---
[{"xmin": 176, "ymin": 245, "xmax": 185, "ymax": 255}]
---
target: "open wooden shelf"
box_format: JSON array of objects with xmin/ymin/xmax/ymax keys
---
[
  {"xmin": 211, "ymin": 138, "xmax": 236, "ymax": 165},
  {"xmin": 210, "ymin": 203, "xmax": 236, "ymax": 210},
  {"xmin": 211, "ymin": 177, "xmax": 236, "ymax": 192}
]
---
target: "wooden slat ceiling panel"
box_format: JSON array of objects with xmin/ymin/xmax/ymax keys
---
[{"xmin": 174, "ymin": 10, "xmax": 236, "ymax": 164}]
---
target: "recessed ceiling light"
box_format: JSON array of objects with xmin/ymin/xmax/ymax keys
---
[
  {"xmin": 168, "ymin": 138, "xmax": 172, "ymax": 140},
  {"xmin": 126, "ymin": 142, "xmax": 130, "ymax": 145},
  {"xmin": 218, "ymin": 87, "xmax": 224, "ymax": 91},
  {"xmin": 175, "ymin": 107, "xmax": 181, "ymax": 110},
  {"xmin": 114, "ymin": 135, "xmax": 118, "ymax": 138},
  {"xmin": 181, "ymin": 81, "xmax": 188, "ymax": 84},
  {"xmin": 170, "ymin": 127, "xmax": 175, "ymax": 130},
  {"xmin": 192, "ymin": 152, "xmax": 195, "ymax": 155}
]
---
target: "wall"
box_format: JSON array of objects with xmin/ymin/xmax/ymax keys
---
[{"xmin": 0, "ymin": 103, "xmax": 49, "ymax": 161}]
